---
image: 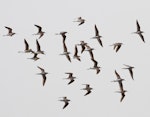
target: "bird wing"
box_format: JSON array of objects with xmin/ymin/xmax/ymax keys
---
[
  {"xmin": 94, "ymin": 24, "xmax": 99, "ymax": 36},
  {"xmin": 42, "ymin": 75, "xmax": 46, "ymax": 86},
  {"xmin": 96, "ymin": 68, "xmax": 100, "ymax": 74},
  {"xmin": 84, "ymin": 90, "xmax": 91, "ymax": 96},
  {"xmin": 81, "ymin": 45, "xmax": 85, "ymax": 53},
  {"xmin": 139, "ymin": 33, "xmax": 145, "ymax": 43},
  {"xmin": 129, "ymin": 69, "xmax": 134, "ymax": 80},
  {"xmin": 63, "ymin": 102, "xmax": 69, "ymax": 109},
  {"xmin": 38, "ymin": 33, "xmax": 44, "ymax": 39},
  {"xmin": 66, "ymin": 54, "xmax": 71, "ymax": 62},
  {"xmin": 62, "ymin": 34, "xmax": 66, "ymax": 43},
  {"xmin": 89, "ymin": 51, "xmax": 94, "ymax": 60},
  {"xmin": 68, "ymin": 79, "xmax": 74, "ymax": 85},
  {"xmin": 91, "ymin": 58, "xmax": 98, "ymax": 67},
  {"xmin": 97, "ymin": 38, "xmax": 103, "ymax": 47},
  {"xmin": 120, "ymin": 92, "xmax": 125, "ymax": 102},
  {"xmin": 74, "ymin": 45, "xmax": 78, "ymax": 56},
  {"xmin": 136, "ymin": 20, "xmax": 141, "ymax": 31},
  {"xmin": 34, "ymin": 24, "xmax": 42, "ymax": 32},
  {"xmin": 36, "ymin": 40, "xmax": 41, "ymax": 51},
  {"xmin": 24, "ymin": 39, "xmax": 29, "ymax": 50},
  {"xmin": 65, "ymin": 72, "xmax": 73, "ymax": 77},
  {"xmin": 115, "ymin": 45, "xmax": 121, "ymax": 52},
  {"xmin": 115, "ymin": 70, "xmax": 121, "ymax": 79},
  {"xmin": 5, "ymin": 26, "xmax": 12, "ymax": 33},
  {"xmin": 63, "ymin": 42, "xmax": 68, "ymax": 52},
  {"xmin": 78, "ymin": 21, "xmax": 84, "ymax": 26},
  {"xmin": 37, "ymin": 66, "xmax": 45, "ymax": 72}
]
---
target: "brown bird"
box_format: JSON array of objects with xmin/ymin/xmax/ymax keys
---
[
  {"xmin": 28, "ymin": 52, "xmax": 40, "ymax": 61},
  {"xmin": 110, "ymin": 42, "xmax": 123, "ymax": 52},
  {"xmin": 81, "ymin": 84, "xmax": 93, "ymax": 96},
  {"xmin": 91, "ymin": 24, "xmax": 103, "ymax": 47},
  {"xmin": 18, "ymin": 39, "xmax": 33, "ymax": 53},
  {"xmin": 114, "ymin": 70, "xmax": 127, "ymax": 102},
  {"xmin": 36, "ymin": 40, "xmax": 44, "ymax": 54},
  {"xmin": 64, "ymin": 72, "xmax": 76, "ymax": 85},
  {"xmin": 37, "ymin": 66, "xmax": 48, "ymax": 86},
  {"xmin": 85, "ymin": 45, "xmax": 95, "ymax": 60},
  {"xmin": 4, "ymin": 26, "xmax": 16, "ymax": 36},
  {"xmin": 73, "ymin": 45, "xmax": 81, "ymax": 61},
  {"xmin": 77, "ymin": 41, "xmax": 88, "ymax": 53},
  {"xmin": 133, "ymin": 20, "xmax": 145, "ymax": 42},
  {"xmin": 33, "ymin": 24, "xmax": 45, "ymax": 39},
  {"xmin": 60, "ymin": 42, "xmax": 71, "ymax": 62},
  {"xmin": 88, "ymin": 58, "xmax": 101, "ymax": 74},
  {"xmin": 59, "ymin": 97, "xmax": 70, "ymax": 109},
  {"xmin": 122, "ymin": 64, "xmax": 134, "ymax": 80},
  {"xmin": 73, "ymin": 17, "xmax": 85, "ymax": 26},
  {"xmin": 56, "ymin": 31, "xmax": 67, "ymax": 43}
]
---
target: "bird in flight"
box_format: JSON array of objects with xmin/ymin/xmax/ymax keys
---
[
  {"xmin": 85, "ymin": 45, "xmax": 95, "ymax": 60},
  {"xmin": 55, "ymin": 31, "xmax": 67, "ymax": 43},
  {"xmin": 59, "ymin": 97, "xmax": 70, "ymax": 109},
  {"xmin": 18, "ymin": 39, "xmax": 33, "ymax": 53},
  {"xmin": 114, "ymin": 70, "xmax": 127, "ymax": 102},
  {"xmin": 77, "ymin": 41, "xmax": 88, "ymax": 53},
  {"xmin": 36, "ymin": 40, "xmax": 45, "ymax": 54},
  {"xmin": 133, "ymin": 20, "xmax": 145, "ymax": 43},
  {"xmin": 28, "ymin": 52, "xmax": 40, "ymax": 61},
  {"xmin": 73, "ymin": 17, "xmax": 85, "ymax": 26},
  {"xmin": 91, "ymin": 24, "xmax": 103, "ymax": 47},
  {"xmin": 64, "ymin": 72, "xmax": 76, "ymax": 85},
  {"xmin": 4, "ymin": 26, "xmax": 16, "ymax": 36},
  {"xmin": 33, "ymin": 24, "xmax": 45, "ymax": 39},
  {"xmin": 88, "ymin": 58, "xmax": 101, "ymax": 74},
  {"xmin": 37, "ymin": 66, "xmax": 48, "ymax": 86},
  {"xmin": 122, "ymin": 64, "xmax": 134, "ymax": 80},
  {"xmin": 73, "ymin": 45, "xmax": 81, "ymax": 61},
  {"xmin": 60, "ymin": 41, "xmax": 71, "ymax": 62},
  {"xmin": 81, "ymin": 84, "xmax": 93, "ymax": 96},
  {"xmin": 110, "ymin": 42, "xmax": 123, "ymax": 52}
]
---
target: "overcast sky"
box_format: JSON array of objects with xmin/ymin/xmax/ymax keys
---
[{"xmin": 0, "ymin": 0, "xmax": 150, "ymax": 117}]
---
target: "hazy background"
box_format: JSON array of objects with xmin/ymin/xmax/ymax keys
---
[{"xmin": 0, "ymin": 0, "xmax": 150, "ymax": 116}]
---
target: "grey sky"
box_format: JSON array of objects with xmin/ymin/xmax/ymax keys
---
[{"xmin": 0, "ymin": 0, "xmax": 150, "ymax": 116}]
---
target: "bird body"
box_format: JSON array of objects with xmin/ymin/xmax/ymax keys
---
[
  {"xmin": 4, "ymin": 26, "xmax": 16, "ymax": 36},
  {"xmin": 33, "ymin": 24, "xmax": 45, "ymax": 39},
  {"xmin": 133, "ymin": 20, "xmax": 145, "ymax": 42},
  {"xmin": 81, "ymin": 84, "xmax": 93, "ymax": 96},
  {"xmin": 37, "ymin": 66, "xmax": 48, "ymax": 86}
]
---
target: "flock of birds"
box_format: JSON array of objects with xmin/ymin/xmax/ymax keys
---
[{"xmin": 3, "ymin": 17, "xmax": 145, "ymax": 109}]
